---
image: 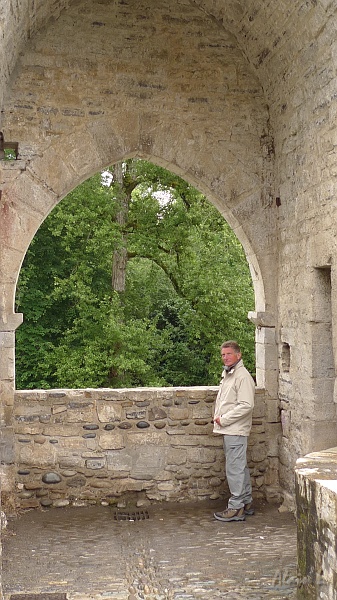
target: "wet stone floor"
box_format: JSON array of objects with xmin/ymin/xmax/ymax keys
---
[{"xmin": 2, "ymin": 500, "xmax": 297, "ymax": 600}]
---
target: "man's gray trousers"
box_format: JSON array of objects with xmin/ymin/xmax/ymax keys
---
[{"xmin": 223, "ymin": 434, "xmax": 252, "ymax": 509}]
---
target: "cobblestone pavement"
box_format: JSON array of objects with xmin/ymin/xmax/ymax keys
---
[{"xmin": 2, "ymin": 500, "xmax": 297, "ymax": 600}]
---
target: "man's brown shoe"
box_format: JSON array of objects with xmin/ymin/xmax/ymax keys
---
[
  {"xmin": 214, "ymin": 507, "xmax": 245, "ymax": 522},
  {"xmin": 244, "ymin": 502, "xmax": 255, "ymax": 516}
]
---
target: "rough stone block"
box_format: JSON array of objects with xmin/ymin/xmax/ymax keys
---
[
  {"xmin": 127, "ymin": 431, "xmax": 165, "ymax": 446},
  {"xmin": 97, "ymin": 401, "xmax": 123, "ymax": 422},
  {"xmin": 0, "ymin": 380, "xmax": 15, "ymax": 406},
  {"xmin": 265, "ymin": 397, "xmax": 280, "ymax": 423},
  {"xmin": 107, "ymin": 449, "xmax": 132, "ymax": 472},
  {"xmin": 250, "ymin": 443, "xmax": 267, "ymax": 463},
  {"xmin": 66, "ymin": 404, "xmax": 95, "ymax": 423},
  {"xmin": 266, "ymin": 423, "xmax": 282, "ymax": 456},
  {"xmin": 126, "ymin": 408, "xmax": 147, "ymax": 420},
  {"xmin": 52, "ymin": 405, "xmax": 67, "ymax": 414},
  {"xmin": 253, "ymin": 394, "xmax": 266, "ymax": 419},
  {"xmin": 86, "ymin": 458, "xmax": 106, "ymax": 470},
  {"xmin": 168, "ymin": 407, "xmax": 189, "ymax": 420},
  {"xmin": 186, "ymin": 447, "xmax": 216, "ymax": 464},
  {"xmin": 301, "ymin": 420, "xmax": 337, "ymax": 455},
  {"xmin": 264, "ymin": 466, "xmax": 279, "ymax": 487},
  {"xmin": 0, "ymin": 427, "xmax": 14, "ymax": 464},
  {"xmin": 280, "ymin": 409, "xmax": 291, "ymax": 438},
  {"xmin": 191, "ymin": 403, "xmax": 213, "ymax": 420},
  {"xmin": 130, "ymin": 446, "xmax": 167, "ymax": 477},
  {"xmin": 98, "ymin": 433, "xmax": 125, "ymax": 450},
  {"xmin": 166, "ymin": 448, "xmax": 187, "ymax": 465},
  {"xmin": 148, "ymin": 407, "xmax": 167, "ymax": 421},
  {"xmin": 18, "ymin": 443, "xmax": 56, "ymax": 467}
]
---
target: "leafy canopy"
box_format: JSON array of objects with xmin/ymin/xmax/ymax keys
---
[{"xmin": 15, "ymin": 160, "xmax": 255, "ymax": 389}]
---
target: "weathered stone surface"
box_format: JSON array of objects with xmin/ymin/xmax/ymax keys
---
[
  {"xmin": 18, "ymin": 491, "xmax": 34, "ymax": 499},
  {"xmin": 98, "ymin": 433, "xmax": 125, "ymax": 450},
  {"xmin": 136, "ymin": 421, "xmax": 150, "ymax": 429},
  {"xmin": 167, "ymin": 448, "xmax": 187, "ymax": 466},
  {"xmin": 187, "ymin": 448, "xmax": 216, "ymax": 464},
  {"xmin": 23, "ymin": 482, "xmax": 43, "ymax": 490},
  {"xmin": 296, "ymin": 449, "xmax": 337, "ymax": 599},
  {"xmin": 169, "ymin": 408, "xmax": 189, "ymax": 421},
  {"xmin": 118, "ymin": 422, "xmax": 132, "ymax": 430},
  {"xmin": 34, "ymin": 435, "xmax": 46, "ymax": 444},
  {"xmin": 0, "ymin": 427, "xmax": 14, "ymax": 464},
  {"xmin": 90, "ymin": 479, "xmax": 112, "ymax": 489},
  {"xmin": 191, "ymin": 404, "xmax": 213, "ymax": 420},
  {"xmin": 153, "ymin": 421, "xmax": 166, "ymax": 429},
  {"xmin": 52, "ymin": 405, "xmax": 67, "ymax": 415},
  {"xmin": 19, "ymin": 443, "xmax": 56, "ymax": 467},
  {"xmin": 86, "ymin": 459, "xmax": 106, "ymax": 470},
  {"xmin": 40, "ymin": 498, "xmax": 53, "ymax": 507},
  {"xmin": 53, "ymin": 499, "xmax": 70, "ymax": 507},
  {"xmin": 97, "ymin": 402, "xmax": 123, "ymax": 423},
  {"xmin": 250, "ymin": 443, "xmax": 267, "ymax": 463},
  {"xmin": 12, "ymin": 388, "xmax": 272, "ymax": 519},
  {"xmin": 107, "ymin": 450, "xmax": 132, "ymax": 472},
  {"xmin": 42, "ymin": 472, "xmax": 62, "ymax": 484},
  {"xmin": 194, "ymin": 419, "xmax": 210, "ymax": 426},
  {"xmin": 148, "ymin": 407, "xmax": 167, "ymax": 421},
  {"xmin": 66, "ymin": 404, "xmax": 95, "ymax": 423},
  {"xmin": 131, "ymin": 446, "xmax": 167, "ymax": 478},
  {"xmin": 126, "ymin": 409, "xmax": 147, "ymax": 420},
  {"xmin": 66, "ymin": 476, "xmax": 86, "ymax": 487}
]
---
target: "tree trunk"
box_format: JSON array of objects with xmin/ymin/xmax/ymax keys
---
[{"xmin": 112, "ymin": 162, "xmax": 129, "ymax": 293}]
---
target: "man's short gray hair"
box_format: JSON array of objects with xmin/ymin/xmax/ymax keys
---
[{"xmin": 221, "ymin": 340, "xmax": 241, "ymax": 353}]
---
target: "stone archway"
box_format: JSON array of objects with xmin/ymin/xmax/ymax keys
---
[
  {"xmin": 0, "ymin": 0, "xmax": 277, "ymax": 371},
  {"xmin": 0, "ymin": 0, "xmax": 278, "ymax": 534}
]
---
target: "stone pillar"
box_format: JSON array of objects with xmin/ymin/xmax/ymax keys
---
[
  {"xmin": 248, "ymin": 311, "xmax": 281, "ymax": 502},
  {"xmin": 0, "ymin": 312, "xmax": 22, "ymax": 599},
  {"xmin": 0, "ymin": 312, "xmax": 23, "ymax": 504},
  {"xmin": 248, "ymin": 311, "xmax": 277, "ymax": 392}
]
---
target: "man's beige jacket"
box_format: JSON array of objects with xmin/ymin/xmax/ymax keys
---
[{"xmin": 213, "ymin": 359, "xmax": 255, "ymax": 437}]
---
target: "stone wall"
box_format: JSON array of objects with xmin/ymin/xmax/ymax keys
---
[
  {"xmin": 6, "ymin": 387, "xmax": 274, "ymax": 511},
  {"xmin": 295, "ymin": 448, "xmax": 337, "ymax": 600}
]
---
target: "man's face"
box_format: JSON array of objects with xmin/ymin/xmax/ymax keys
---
[{"xmin": 221, "ymin": 347, "xmax": 241, "ymax": 368}]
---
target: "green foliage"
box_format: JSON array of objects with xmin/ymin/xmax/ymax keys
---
[
  {"xmin": 3, "ymin": 148, "xmax": 17, "ymax": 160},
  {"xmin": 15, "ymin": 160, "xmax": 255, "ymax": 389}
]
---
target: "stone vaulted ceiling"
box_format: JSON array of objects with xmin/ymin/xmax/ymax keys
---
[{"xmin": 2, "ymin": 0, "xmax": 335, "ymax": 109}]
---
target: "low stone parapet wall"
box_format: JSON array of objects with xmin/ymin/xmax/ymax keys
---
[
  {"xmin": 295, "ymin": 448, "xmax": 337, "ymax": 600},
  {"xmin": 11, "ymin": 386, "xmax": 271, "ymax": 510}
]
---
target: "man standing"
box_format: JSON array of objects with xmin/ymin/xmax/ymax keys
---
[{"xmin": 213, "ymin": 340, "xmax": 255, "ymax": 522}]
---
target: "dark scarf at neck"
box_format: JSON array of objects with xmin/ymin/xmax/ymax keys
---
[{"xmin": 224, "ymin": 359, "xmax": 240, "ymax": 373}]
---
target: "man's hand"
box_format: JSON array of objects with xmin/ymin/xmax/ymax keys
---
[{"xmin": 214, "ymin": 416, "xmax": 221, "ymax": 425}]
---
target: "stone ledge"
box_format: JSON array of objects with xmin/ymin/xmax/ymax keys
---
[{"xmin": 295, "ymin": 447, "xmax": 337, "ymax": 600}]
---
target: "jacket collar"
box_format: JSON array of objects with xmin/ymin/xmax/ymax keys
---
[{"xmin": 223, "ymin": 358, "xmax": 243, "ymax": 376}]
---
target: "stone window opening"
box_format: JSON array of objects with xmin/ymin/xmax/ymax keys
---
[
  {"xmin": 0, "ymin": 131, "xmax": 19, "ymax": 160},
  {"xmin": 312, "ymin": 266, "xmax": 334, "ymax": 380}
]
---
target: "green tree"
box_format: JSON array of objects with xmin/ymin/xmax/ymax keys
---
[{"xmin": 15, "ymin": 160, "xmax": 255, "ymax": 389}]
